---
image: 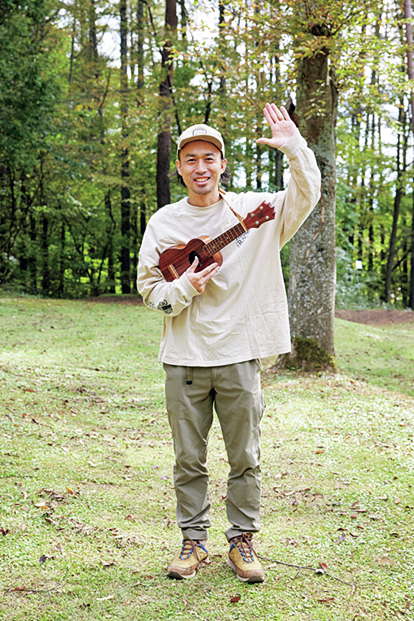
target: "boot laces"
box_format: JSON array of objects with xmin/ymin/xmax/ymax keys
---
[
  {"xmin": 179, "ymin": 539, "xmax": 206, "ymax": 567},
  {"xmin": 231, "ymin": 533, "xmax": 256, "ymax": 564}
]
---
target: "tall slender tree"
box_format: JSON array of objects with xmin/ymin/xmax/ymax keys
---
[
  {"xmin": 156, "ymin": 0, "xmax": 177, "ymax": 209},
  {"xmin": 404, "ymin": 0, "xmax": 414, "ymax": 309},
  {"xmin": 120, "ymin": 0, "xmax": 131, "ymax": 292}
]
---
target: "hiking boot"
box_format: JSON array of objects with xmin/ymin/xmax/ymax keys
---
[
  {"xmin": 167, "ymin": 539, "xmax": 209, "ymax": 580},
  {"xmin": 227, "ymin": 533, "xmax": 264, "ymax": 583}
]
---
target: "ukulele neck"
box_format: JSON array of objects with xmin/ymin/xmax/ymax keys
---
[{"xmin": 204, "ymin": 222, "xmax": 247, "ymax": 256}]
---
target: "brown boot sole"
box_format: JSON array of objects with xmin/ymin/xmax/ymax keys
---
[
  {"xmin": 227, "ymin": 557, "xmax": 264, "ymax": 583},
  {"xmin": 167, "ymin": 558, "xmax": 209, "ymax": 580}
]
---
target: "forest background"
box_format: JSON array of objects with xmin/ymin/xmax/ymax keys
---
[{"xmin": 1, "ymin": 0, "xmax": 414, "ymax": 312}]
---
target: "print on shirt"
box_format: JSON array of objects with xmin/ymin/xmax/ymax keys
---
[
  {"xmin": 144, "ymin": 297, "xmax": 155, "ymax": 310},
  {"xmin": 235, "ymin": 230, "xmax": 250, "ymax": 247},
  {"xmin": 157, "ymin": 299, "xmax": 173, "ymax": 314}
]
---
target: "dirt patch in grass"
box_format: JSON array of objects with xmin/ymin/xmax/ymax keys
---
[
  {"xmin": 335, "ymin": 308, "xmax": 414, "ymax": 325},
  {"xmin": 86, "ymin": 294, "xmax": 144, "ymax": 305}
]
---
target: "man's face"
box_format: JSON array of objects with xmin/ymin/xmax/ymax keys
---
[{"xmin": 176, "ymin": 141, "xmax": 227, "ymax": 200}]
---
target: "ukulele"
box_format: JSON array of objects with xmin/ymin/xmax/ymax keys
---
[{"xmin": 159, "ymin": 200, "xmax": 275, "ymax": 282}]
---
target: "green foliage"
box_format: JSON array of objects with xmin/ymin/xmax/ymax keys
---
[
  {"xmin": 0, "ymin": 0, "xmax": 412, "ymax": 304},
  {"xmin": 0, "ymin": 0, "xmax": 61, "ymax": 167}
]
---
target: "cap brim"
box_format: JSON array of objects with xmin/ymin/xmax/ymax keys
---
[{"xmin": 178, "ymin": 136, "xmax": 224, "ymax": 155}]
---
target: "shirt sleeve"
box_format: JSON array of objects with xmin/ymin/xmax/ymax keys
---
[
  {"xmin": 276, "ymin": 130, "xmax": 321, "ymax": 248},
  {"xmin": 137, "ymin": 216, "xmax": 200, "ymax": 317}
]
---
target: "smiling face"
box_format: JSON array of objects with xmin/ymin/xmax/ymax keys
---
[{"xmin": 175, "ymin": 140, "xmax": 227, "ymax": 207}]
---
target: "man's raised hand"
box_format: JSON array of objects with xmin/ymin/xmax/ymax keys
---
[
  {"xmin": 185, "ymin": 257, "xmax": 220, "ymax": 294},
  {"xmin": 256, "ymin": 103, "xmax": 297, "ymax": 150}
]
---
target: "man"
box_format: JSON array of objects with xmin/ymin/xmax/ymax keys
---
[{"xmin": 137, "ymin": 103, "xmax": 321, "ymax": 583}]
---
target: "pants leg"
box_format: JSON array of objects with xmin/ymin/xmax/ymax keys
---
[
  {"xmin": 164, "ymin": 364, "xmax": 214, "ymax": 540},
  {"xmin": 213, "ymin": 360, "xmax": 264, "ymax": 541}
]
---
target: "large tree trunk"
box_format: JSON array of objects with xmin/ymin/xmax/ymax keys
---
[
  {"xmin": 156, "ymin": 0, "xmax": 176, "ymax": 209},
  {"xmin": 286, "ymin": 52, "xmax": 337, "ymax": 369}
]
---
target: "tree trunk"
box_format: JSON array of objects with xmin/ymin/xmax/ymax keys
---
[
  {"xmin": 404, "ymin": 0, "xmax": 414, "ymax": 309},
  {"xmin": 59, "ymin": 216, "xmax": 65, "ymax": 297},
  {"xmin": 120, "ymin": 0, "xmax": 131, "ymax": 293},
  {"xmin": 385, "ymin": 103, "xmax": 406, "ymax": 303},
  {"xmin": 41, "ymin": 213, "xmax": 50, "ymax": 296},
  {"xmin": 28, "ymin": 209, "xmax": 37, "ymax": 293},
  {"xmin": 137, "ymin": 0, "xmax": 144, "ymax": 95},
  {"xmin": 105, "ymin": 191, "xmax": 116, "ymax": 293},
  {"xmin": 367, "ymin": 108, "xmax": 376, "ymax": 274},
  {"xmin": 217, "ymin": 1, "xmax": 227, "ymax": 145},
  {"xmin": 156, "ymin": 0, "xmax": 176, "ymax": 210},
  {"xmin": 410, "ymin": 193, "xmax": 414, "ymax": 308},
  {"xmin": 286, "ymin": 51, "xmax": 337, "ymax": 369}
]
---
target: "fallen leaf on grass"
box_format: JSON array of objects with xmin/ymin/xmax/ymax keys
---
[
  {"xmin": 319, "ymin": 562, "xmax": 328, "ymax": 573},
  {"xmin": 11, "ymin": 585, "xmax": 25, "ymax": 592},
  {"xmin": 35, "ymin": 503, "xmax": 50, "ymax": 510},
  {"xmin": 97, "ymin": 596, "xmax": 114, "ymax": 601},
  {"xmin": 101, "ymin": 560, "xmax": 115, "ymax": 567},
  {"xmin": 337, "ymin": 532, "xmax": 346, "ymax": 543},
  {"xmin": 39, "ymin": 555, "xmax": 48, "ymax": 564},
  {"xmin": 66, "ymin": 487, "xmax": 78, "ymax": 495},
  {"xmin": 125, "ymin": 515, "xmax": 135, "ymax": 522},
  {"xmin": 230, "ymin": 595, "xmax": 241, "ymax": 603},
  {"xmin": 44, "ymin": 516, "xmax": 57, "ymax": 526},
  {"xmin": 31, "ymin": 418, "xmax": 40, "ymax": 424},
  {"xmin": 1, "ymin": 527, "xmax": 10, "ymax": 536},
  {"xmin": 318, "ymin": 597, "xmax": 335, "ymax": 603}
]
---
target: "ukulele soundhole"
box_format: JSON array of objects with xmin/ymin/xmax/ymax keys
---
[{"xmin": 189, "ymin": 251, "xmax": 203, "ymax": 267}]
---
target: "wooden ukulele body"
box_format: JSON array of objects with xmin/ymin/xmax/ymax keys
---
[
  {"xmin": 158, "ymin": 200, "xmax": 275, "ymax": 282},
  {"xmin": 159, "ymin": 236, "xmax": 223, "ymax": 282}
]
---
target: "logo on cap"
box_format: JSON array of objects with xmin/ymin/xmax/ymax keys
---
[{"xmin": 192, "ymin": 129, "xmax": 207, "ymax": 136}]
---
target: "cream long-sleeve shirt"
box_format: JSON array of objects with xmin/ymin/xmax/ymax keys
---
[{"xmin": 137, "ymin": 130, "xmax": 321, "ymax": 366}]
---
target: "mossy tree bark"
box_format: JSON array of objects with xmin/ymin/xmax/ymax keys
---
[{"xmin": 286, "ymin": 51, "xmax": 337, "ymax": 369}]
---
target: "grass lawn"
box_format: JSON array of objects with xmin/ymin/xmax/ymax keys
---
[{"xmin": 0, "ymin": 295, "xmax": 413, "ymax": 620}]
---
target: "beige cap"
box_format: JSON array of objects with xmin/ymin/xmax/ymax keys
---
[{"xmin": 177, "ymin": 124, "xmax": 225, "ymax": 157}]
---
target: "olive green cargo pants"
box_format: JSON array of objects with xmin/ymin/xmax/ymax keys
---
[{"xmin": 164, "ymin": 360, "xmax": 264, "ymax": 541}]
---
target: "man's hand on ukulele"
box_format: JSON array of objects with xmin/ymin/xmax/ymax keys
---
[
  {"xmin": 256, "ymin": 103, "xmax": 297, "ymax": 150},
  {"xmin": 185, "ymin": 257, "xmax": 220, "ymax": 294}
]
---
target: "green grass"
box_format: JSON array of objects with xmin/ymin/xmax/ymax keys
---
[{"xmin": 0, "ymin": 296, "xmax": 413, "ymax": 620}]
